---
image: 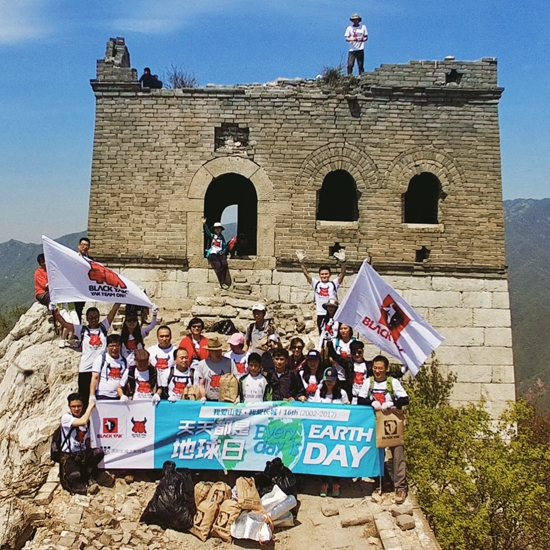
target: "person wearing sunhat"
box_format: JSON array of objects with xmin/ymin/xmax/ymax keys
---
[
  {"xmin": 195, "ymin": 337, "xmax": 235, "ymax": 401},
  {"xmin": 202, "ymin": 216, "xmax": 230, "ymax": 289},
  {"xmin": 345, "ymin": 13, "xmax": 368, "ymax": 75}
]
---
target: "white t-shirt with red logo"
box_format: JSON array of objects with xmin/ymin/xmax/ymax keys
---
[
  {"xmin": 311, "ymin": 278, "xmax": 339, "ymax": 316},
  {"xmin": 224, "ymin": 350, "xmax": 249, "ymax": 379},
  {"xmin": 352, "ymin": 361, "xmax": 369, "ymax": 404},
  {"xmin": 167, "ymin": 368, "xmax": 194, "ymax": 400},
  {"xmin": 74, "ymin": 319, "xmax": 111, "ymax": 373},
  {"xmin": 195, "ymin": 357, "xmax": 235, "ymax": 401},
  {"xmin": 92, "ymin": 353, "xmax": 128, "ymax": 399},
  {"xmin": 61, "ymin": 413, "xmax": 88, "ymax": 453},
  {"xmin": 133, "ymin": 369, "xmax": 154, "ymax": 400},
  {"xmin": 147, "ymin": 344, "xmax": 175, "ymax": 387},
  {"xmin": 299, "ymin": 371, "xmax": 322, "ymax": 402}
]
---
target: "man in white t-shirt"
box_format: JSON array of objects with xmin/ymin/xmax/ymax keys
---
[
  {"xmin": 195, "ymin": 337, "xmax": 235, "ymax": 401},
  {"xmin": 147, "ymin": 325, "xmax": 175, "ymax": 388},
  {"xmin": 345, "ymin": 13, "xmax": 368, "ymax": 75},
  {"xmin": 59, "ymin": 392, "xmax": 115, "ymax": 495},
  {"xmin": 297, "ymin": 250, "xmax": 347, "ymax": 332},
  {"xmin": 90, "ymin": 334, "xmax": 129, "ymax": 401},
  {"xmin": 166, "ymin": 348, "xmax": 195, "ymax": 401},
  {"xmin": 126, "ymin": 349, "xmax": 161, "ymax": 403},
  {"xmin": 54, "ymin": 303, "xmax": 120, "ymax": 406}
]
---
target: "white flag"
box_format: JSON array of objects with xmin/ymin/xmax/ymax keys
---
[
  {"xmin": 335, "ymin": 260, "xmax": 444, "ymax": 376},
  {"xmin": 42, "ymin": 235, "xmax": 153, "ymax": 308}
]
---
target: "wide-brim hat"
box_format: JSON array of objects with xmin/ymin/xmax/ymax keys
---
[
  {"xmin": 350, "ymin": 13, "xmax": 362, "ymax": 22},
  {"xmin": 206, "ymin": 337, "xmax": 224, "ymax": 351},
  {"xmin": 322, "ymin": 299, "xmax": 340, "ymax": 311},
  {"xmin": 212, "ymin": 222, "xmax": 225, "ymax": 230}
]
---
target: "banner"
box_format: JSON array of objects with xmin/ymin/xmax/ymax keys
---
[
  {"xmin": 90, "ymin": 401, "xmax": 384, "ymax": 478},
  {"xmin": 335, "ymin": 260, "xmax": 444, "ymax": 376},
  {"xmin": 42, "ymin": 235, "xmax": 152, "ymax": 307}
]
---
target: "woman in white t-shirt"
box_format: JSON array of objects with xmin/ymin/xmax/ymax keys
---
[
  {"xmin": 297, "ymin": 350, "xmax": 324, "ymax": 402},
  {"xmin": 313, "ymin": 367, "xmax": 349, "ymax": 498},
  {"xmin": 121, "ymin": 306, "xmax": 158, "ymax": 367}
]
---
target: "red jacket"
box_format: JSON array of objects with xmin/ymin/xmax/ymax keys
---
[
  {"xmin": 34, "ymin": 266, "xmax": 48, "ymax": 297},
  {"xmin": 178, "ymin": 334, "xmax": 210, "ymax": 362}
]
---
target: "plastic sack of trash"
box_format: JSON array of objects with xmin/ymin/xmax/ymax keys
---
[
  {"xmin": 261, "ymin": 484, "xmax": 297, "ymax": 521},
  {"xmin": 273, "ymin": 511, "xmax": 294, "ymax": 527},
  {"xmin": 230, "ymin": 510, "xmax": 273, "ymax": 543},
  {"xmin": 140, "ymin": 461, "xmax": 195, "ymax": 531}
]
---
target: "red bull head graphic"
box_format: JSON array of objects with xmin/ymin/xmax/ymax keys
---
[
  {"xmin": 173, "ymin": 381, "xmax": 187, "ymax": 395},
  {"xmin": 354, "ymin": 371, "xmax": 365, "ymax": 386},
  {"xmin": 88, "ymin": 261, "xmax": 127, "ymax": 289},
  {"xmin": 136, "ymin": 380, "xmax": 151, "ymax": 394},
  {"xmin": 89, "ymin": 333, "xmax": 102, "ymax": 347},
  {"xmin": 210, "ymin": 374, "xmax": 221, "ymax": 388},
  {"xmin": 107, "ymin": 366, "xmax": 122, "ymax": 380},
  {"xmin": 318, "ymin": 287, "xmax": 330, "ymax": 297},
  {"xmin": 155, "ymin": 357, "xmax": 169, "ymax": 370},
  {"xmin": 76, "ymin": 428, "xmax": 87, "ymax": 442},
  {"xmin": 131, "ymin": 417, "xmax": 147, "ymax": 434},
  {"xmin": 379, "ymin": 295, "xmax": 410, "ymax": 342}
]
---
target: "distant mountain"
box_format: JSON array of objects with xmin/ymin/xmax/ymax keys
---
[
  {"xmin": 0, "ymin": 232, "xmax": 85, "ymax": 308},
  {"xmin": 504, "ymin": 198, "xmax": 550, "ymax": 402}
]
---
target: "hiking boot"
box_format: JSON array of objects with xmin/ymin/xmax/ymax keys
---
[
  {"xmin": 319, "ymin": 483, "xmax": 328, "ymax": 497},
  {"xmin": 71, "ymin": 482, "xmax": 87, "ymax": 495},
  {"xmin": 67, "ymin": 470, "xmax": 81, "ymax": 482},
  {"xmin": 95, "ymin": 471, "xmax": 115, "ymax": 488},
  {"xmin": 332, "ymin": 483, "xmax": 340, "ymax": 497},
  {"xmin": 395, "ymin": 488, "xmax": 408, "ymax": 504}
]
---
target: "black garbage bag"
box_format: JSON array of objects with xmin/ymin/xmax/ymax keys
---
[
  {"xmin": 140, "ymin": 461, "xmax": 195, "ymax": 531},
  {"xmin": 263, "ymin": 457, "xmax": 297, "ymax": 497}
]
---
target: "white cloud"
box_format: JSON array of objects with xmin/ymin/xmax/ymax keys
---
[{"xmin": 0, "ymin": 0, "xmax": 53, "ymax": 44}]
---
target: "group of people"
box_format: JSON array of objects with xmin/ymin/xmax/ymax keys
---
[{"xmin": 36, "ymin": 230, "xmax": 407, "ymax": 503}]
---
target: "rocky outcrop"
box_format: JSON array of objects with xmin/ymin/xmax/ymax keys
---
[{"xmin": 0, "ymin": 304, "xmax": 80, "ymax": 548}]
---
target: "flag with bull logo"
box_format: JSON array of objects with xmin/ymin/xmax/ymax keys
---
[
  {"xmin": 42, "ymin": 235, "xmax": 153, "ymax": 308},
  {"xmin": 334, "ymin": 260, "xmax": 444, "ymax": 376}
]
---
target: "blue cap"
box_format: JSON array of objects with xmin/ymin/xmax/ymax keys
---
[
  {"xmin": 323, "ymin": 367, "xmax": 338, "ymax": 381},
  {"xmin": 307, "ymin": 349, "xmax": 321, "ymax": 359}
]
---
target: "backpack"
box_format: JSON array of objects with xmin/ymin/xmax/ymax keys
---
[
  {"xmin": 218, "ymin": 373, "xmax": 239, "ymax": 403},
  {"xmin": 210, "ymin": 319, "xmax": 237, "ymax": 335},
  {"xmin": 98, "ymin": 352, "xmax": 127, "ymax": 381},
  {"xmin": 50, "ymin": 424, "xmax": 74, "ymax": 462},
  {"xmin": 367, "ymin": 376, "xmax": 395, "ymax": 400}
]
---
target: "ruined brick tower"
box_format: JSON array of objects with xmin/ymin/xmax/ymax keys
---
[{"xmin": 88, "ymin": 38, "xmax": 515, "ymax": 414}]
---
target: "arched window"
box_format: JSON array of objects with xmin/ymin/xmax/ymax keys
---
[
  {"xmin": 204, "ymin": 173, "xmax": 257, "ymax": 257},
  {"xmin": 403, "ymin": 173, "xmax": 441, "ymax": 224},
  {"xmin": 317, "ymin": 170, "xmax": 358, "ymax": 222}
]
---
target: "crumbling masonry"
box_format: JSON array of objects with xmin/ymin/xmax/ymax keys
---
[{"xmin": 88, "ymin": 38, "xmax": 515, "ymax": 415}]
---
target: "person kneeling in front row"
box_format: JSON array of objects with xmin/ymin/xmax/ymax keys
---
[{"xmin": 59, "ymin": 393, "xmax": 115, "ymax": 495}]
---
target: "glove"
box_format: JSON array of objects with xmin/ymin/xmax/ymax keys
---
[
  {"xmin": 333, "ymin": 249, "xmax": 346, "ymax": 263},
  {"xmin": 381, "ymin": 401, "xmax": 394, "ymax": 410},
  {"xmin": 49, "ymin": 303, "xmax": 57, "ymax": 312},
  {"xmin": 89, "ymin": 395, "xmax": 97, "ymax": 404},
  {"xmin": 119, "ymin": 395, "xmax": 129, "ymax": 403},
  {"xmin": 295, "ymin": 250, "xmax": 305, "ymax": 262},
  {"xmin": 152, "ymin": 304, "xmax": 159, "ymax": 316},
  {"xmin": 371, "ymin": 400, "xmax": 382, "ymax": 410},
  {"xmin": 151, "ymin": 393, "xmax": 161, "ymax": 405},
  {"xmin": 200, "ymin": 396, "xmax": 207, "ymax": 403},
  {"xmin": 168, "ymin": 395, "xmax": 178, "ymax": 403}
]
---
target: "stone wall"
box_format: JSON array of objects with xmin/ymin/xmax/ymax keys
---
[{"xmin": 87, "ymin": 38, "xmax": 515, "ymax": 415}]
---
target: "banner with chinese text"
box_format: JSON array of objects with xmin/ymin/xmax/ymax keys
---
[{"xmin": 90, "ymin": 400, "xmax": 384, "ymax": 478}]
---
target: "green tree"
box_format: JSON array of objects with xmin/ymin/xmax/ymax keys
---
[
  {"xmin": 0, "ymin": 305, "xmax": 27, "ymax": 341},
  {"xmin": 406, "ymin": 362, "xmax": 550, "ymax": 550}
]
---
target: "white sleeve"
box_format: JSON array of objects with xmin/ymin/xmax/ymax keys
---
[
  {"xmin": 392, "ymin": 378, "xmax": 408, "ymax": 400},
  {"xmin": 141, "ymin": 313, "xmax": 157, "ymax": 338},
  {"xmin": 340, "ymin": 389, "xmax": 350, "ymax": 404},
  {"xmin": 101, "ymin": 318, "xmax": 111, "ymax": 331},
  {"xmin": 91, "ymin": 354, "xmax": 103, "ymax": 374}
]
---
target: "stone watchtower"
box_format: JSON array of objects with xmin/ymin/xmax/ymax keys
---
[{"xmin": 88, "ymin": 38, "xmax": 515, "ymax": 415}]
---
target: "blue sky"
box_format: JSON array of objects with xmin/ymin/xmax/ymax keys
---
[{"xmin": 0, "ymin": 0, "xmax": 548, "ymax": 243}]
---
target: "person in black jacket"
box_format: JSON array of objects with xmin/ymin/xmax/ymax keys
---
[{"xmin": 265, "ymin": 348, "xmax": 304, "ymax": 401}]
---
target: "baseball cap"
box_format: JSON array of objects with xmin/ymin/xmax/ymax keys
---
[
  {"xmin": 227, "ymin": 333, "xmax": 245, "ymax": 346},
  {"xmin": 323, "ymin": 367, "xmax": 338, "ymax": 381},
  {"xmin": 307, "ymin": 349, "xmax": 321, "ymax": 360},
  {"xmin": 252, "ymin": 303, "xmax": 266, "ymax": 312}
]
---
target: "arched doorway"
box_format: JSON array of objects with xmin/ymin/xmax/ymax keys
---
[{"xmin": 203, "ymin": 173, "xmax": 257, "ymax": 256}]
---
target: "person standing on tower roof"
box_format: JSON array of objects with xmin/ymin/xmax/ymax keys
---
[{"xmin": 345, "ymin": 13, "xmax": 368, "ymax": 75}]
